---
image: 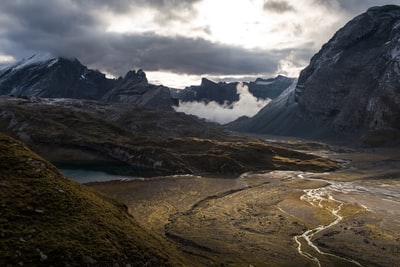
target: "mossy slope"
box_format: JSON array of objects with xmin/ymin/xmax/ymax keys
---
[{"xmin": 0, "ymin": 133, "xmax": 183, "ymax": 266}]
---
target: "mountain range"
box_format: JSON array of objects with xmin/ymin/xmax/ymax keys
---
[
  {"xmin": 171, "ymin": 75, "xmax": 294, "ymax": 105},
  {"xmin": 0, "ymin": 54, "xmax": 177, "ymax": 110},
  {"xmin": 0, "ymin": 54, "xmax": 291, "ymax": 111}
]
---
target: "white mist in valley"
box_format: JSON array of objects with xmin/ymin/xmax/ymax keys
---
[{"xmin": 174, "ymin": 83, "xmax": 271, "ymax": 124}]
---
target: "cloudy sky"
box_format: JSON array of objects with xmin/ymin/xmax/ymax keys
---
[{"xmin": 0, "ymin": 0, "xmax": 398, "ymax": 88}]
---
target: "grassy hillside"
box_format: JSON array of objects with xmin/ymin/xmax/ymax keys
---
[
  {"xmin": 0, "ymin": 133, "xmax": 184, "ymax": 266},
  {"xmin": 0, "ymin": 96, "xmax": 340, "ymax": 176}
]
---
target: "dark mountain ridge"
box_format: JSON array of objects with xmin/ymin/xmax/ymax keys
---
[
  {"xmin": 230, "ymin": 5, "xmax": 400, "ymax": 146},
  {"xmin": 0, "ymin": 54, "xmax": 177, "ymax": 109},
  {"xmin": 0, "ymin": 55, "xmax": 112, "ymax": 99},
  {"xmin": 171, "ymin": 75, "xmax": 294, "ymax": 104}
]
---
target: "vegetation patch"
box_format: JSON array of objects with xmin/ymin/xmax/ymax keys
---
[{"xmin": 0, "ymin": 133, "xmax": 185, "ymax": 266}]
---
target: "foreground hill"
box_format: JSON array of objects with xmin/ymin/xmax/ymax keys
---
[
  {"xmin": 0, "ymin": 96, "xmax": 339, "ymax": 177},
  {"xmin": 0, "ymin": 133, "xmax": 184, "ymax": 266},
  {"xmin": 230, "ymin": 5, "xmax": 400, "ymax": 146}
]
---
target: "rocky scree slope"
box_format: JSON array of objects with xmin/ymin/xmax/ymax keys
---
[
  {"xmin": 0, "ymin": 133, "xmax": 184, "ymax": 266},
  {"xmin": 230, "ymin": 5, "xmax": 400, "ymax": 146}
]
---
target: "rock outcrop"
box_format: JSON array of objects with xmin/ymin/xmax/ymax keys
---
[{"xmin": 102, "ymin": 69, "xmax": 178, "ymax": 109}]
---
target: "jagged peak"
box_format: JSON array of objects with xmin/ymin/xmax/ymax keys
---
[
  {"xmin": 200, "ymin": 77, "xmax": 217, "ymax": 86},
  {"xmin": 123, "ymin": 69, "xmax": 148, "ymax": 83}
]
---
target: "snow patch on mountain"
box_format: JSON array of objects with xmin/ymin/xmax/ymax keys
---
[{"xmin": 10, "ymin": 54, "xmax": 58, "ymax": 71}]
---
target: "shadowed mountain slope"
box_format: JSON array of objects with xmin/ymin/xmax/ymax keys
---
[{"xmin": 230, "ymin": 5, "xmax": 400, "ymax": 146}]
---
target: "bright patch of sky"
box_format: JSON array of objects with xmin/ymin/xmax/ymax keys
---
[
  {"xmin": 102, "ymin": 0, "xmax": 349, "ymax": 85},
  {"xmin": 105, "ymin": 0, "xmax": 345, "ymax": 50},
  {"xmin": 0, "ymin": 0, "xmax": 398, "ymax": 88}
]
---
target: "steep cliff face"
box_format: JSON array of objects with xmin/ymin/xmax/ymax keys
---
[
  {"xmin": 295, "ymin": 5, "xmax": 400, "ymax": 135},
  {"xmin": 231, "ymin": 5, "xmax": 400, "ymax": 146}
]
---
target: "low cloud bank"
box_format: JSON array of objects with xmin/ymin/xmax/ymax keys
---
[{"xmin": 174, "ymin": 83, "xmax": 270, "ymax": 124}]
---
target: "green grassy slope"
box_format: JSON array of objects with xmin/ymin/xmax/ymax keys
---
[{"xmin": 0, "ymin": 133, "xmax": 185, "ymax": 266}]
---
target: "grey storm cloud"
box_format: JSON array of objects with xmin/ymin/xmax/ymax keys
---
[
  {"xmin": 73, "ymin": 0, "xmax": 201, "ymax": 12},
  {"xmin": 263, "ymin": 0, "xmax": 295, "ymax": 13},
  {"xmin": 71, "ymin": 0, "xmax": 202, "ymax": 24},
  {"xmin": 1, "ymin": 0, "xmax": 397, "ymax": 79},
  {"xmin": 2, "ymin": 19, "xmax": 293, "ymax": 76},
  {"xmin": 76, "ymin": 33, "xmax": 289, "ymax": 76},
  {"xmin": 0, "ymin": 0, "xmax": 297, "ymax": 77}
]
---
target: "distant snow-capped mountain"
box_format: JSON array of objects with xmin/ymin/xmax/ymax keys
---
[
  {"xmin": 0, "ymin": 54, "xmax": 112, "ymax": 99},
  {"xmin": 0, "ymin": 54, "xmax": 176, "ymax": 110}
]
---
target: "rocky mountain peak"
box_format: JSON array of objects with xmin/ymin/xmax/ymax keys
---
[
  {"xmin": 295, "ymin": 5, "xmax": 400, "ymax": 134},
  {"xmin": 124, "ymin": 69, "xmax": 148, "ymax": 84},
  {"xmin": 0, "ymin": 54, "xmax": 111, "ymax": 99},
  {"xmin": 102, "ymin": 68, "xmax": 176, "ymax": 109},
  {"xmin": 0, "ymin": 56, "xmax": 176, "ymax": 110},
  {"xmin": 230, "ymin": 5, "xmax": 400, "ymax": 146},
  {"xmin": 200, "ymin": 77, "xmax": 216, "ymax": 87}
]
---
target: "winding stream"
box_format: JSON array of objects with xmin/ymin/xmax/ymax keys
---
[
  {"xmin": 293, "ymin": 174, "xmax": 365, "ymax": 267},
  {"xmin": 294, "ymin": 186, "xmax": 363, "ymax": 266},
  {"xmin": 293, "ymin": 170, "xmax": 400, "ymax": 266}
]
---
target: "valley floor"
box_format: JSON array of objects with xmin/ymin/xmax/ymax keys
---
[{"xmin": 89, "ymin": 144, "xmax": 400, "ymax": 267}]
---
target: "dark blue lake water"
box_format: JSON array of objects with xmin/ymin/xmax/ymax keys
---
[{"xmin": 59, "ymin": 169, "xmax": 145, "ymax": 183}]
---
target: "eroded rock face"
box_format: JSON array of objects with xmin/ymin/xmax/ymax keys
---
[
  {"xmin": 295, "ymin": 5, "xmax": 400, "ymax": 133},
  {"xmin": 102, "ymin": 69, "xmax": 177, "ymax": 109}
]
